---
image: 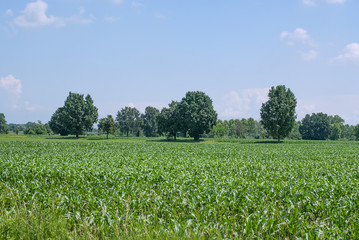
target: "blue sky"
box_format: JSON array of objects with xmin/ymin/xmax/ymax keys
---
[{"xmin": 1, "ymin": 0, "xmax": 359, "ymax": 124}]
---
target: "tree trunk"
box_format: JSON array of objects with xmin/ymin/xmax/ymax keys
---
[
  {"xmin": 278, "ymin": 136, "xmax": 280, "ymax": 143},
  {"xmin": 107, "ymin": 133, "xmax": 109, "ymax": 139},
  {"xmin": 174, "ymin": 132, "xmax": 177, "ymax": 141},
  {"xmin": 76, "ymin": 133, "xmax": 79, "ymax": 139},
  {"xmin": 126, "ymin": 129, "xmax": 129, "ymax": 137}
]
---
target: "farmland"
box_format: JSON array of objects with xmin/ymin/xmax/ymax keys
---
[{"xmin": 1, "ymin": 136, "xmax": 359, "ymax": 239}]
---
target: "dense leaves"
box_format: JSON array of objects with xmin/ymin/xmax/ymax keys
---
[
  {"xmin": 142, "ymin": 106, "xmax": 160, "ymax": 137},
  {"xmin": 179, "ymin": 91, "xmax": 217, "ymax": 141},
  {"xmin": 49, "ymin": 92, "xmax": 98, "ymax": 138},
  {"xmin": 157, "ymin": 101, "xmax": 182, "ymax": 140},
  {"xmin": 260, "ymin": 85, "xmax": 297, "ymax": 142},
  {"xmin": 116, "ymin": 107, "xmax": 142, "ymax": 137},
  {"xmin": 299, "ymin": 113, "xmax": 331, "ymax": 140},
  {"xmin": 98, "ymin": 115, "xmax": 117, "ymax": 139},
  {"xmin": 0, "ymin": 113, "xmax": 9, "ymax": 134}
]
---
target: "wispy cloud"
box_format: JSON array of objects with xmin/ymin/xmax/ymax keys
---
[
  {"xmin": 13, "ymin": 0, "xmax": 93, "ymax": 28},
  {"xmin": 333, "ymin": 43, "xmax": 359, "ymax": 63},
  {"xmin": 154, "ymin": 12, "xmax": 166, "ymax": 19},
  {"xmin": 5, "ymin": 9, "xmax": 13, "ymax": 17},
  {"xmin": 132, "ymin": 2, "xmax": 144, "ymax": 8},
  {"xmin": 0, "ymin": 75, "xmax": 22, "ymax": 95},
  {"xmin": 297, "ymin": 95, "xmax": 359, "ymax": 124},
  {"xmin": 110, "ymin": 0, "xmax": 125, "ymax": 5},
  {"xmin": 280, "ymin": 28, "xmax": 314, "ymax": 46},
  {"xmin": 217, "ymin": 88, "xmax": 270, "ymax": 119},
  {"xmin": 299, "ymin": 50, "xmax": 319, "ymax": 60},
  {"xmin": 302, "ymin": 0, "xmax": 346, "ymax": 6}
]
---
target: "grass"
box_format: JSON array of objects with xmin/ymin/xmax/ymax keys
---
[{"xmin": 1, "ymin": 135, "xmax": 359, "ymax": 239}]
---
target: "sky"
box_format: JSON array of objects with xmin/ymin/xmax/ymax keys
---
[{"xmin": 1, "ymin": 0, "xmax": 359, "ymax": 125}]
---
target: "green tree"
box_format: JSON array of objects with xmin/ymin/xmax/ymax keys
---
[
  {"xmin": 210, "ymin": 120, "xmax": 226, "ymax": 138},
  {"xmin": 288, "ymin": 121, "xmax": 302, "ymax": 140},
  {"xmin": 354, "ymin": 124, "xmax": 359, "ymax": 141},
  {"xmin": 329, "ymin": 123, "xmax": 342, "ymax": 140},
  {"xmin": 179, "ymin": 91, "xmax": 217, "ymax": 141},
  {"xmin": 98, "ymin": 115, "xmax": 117, "ymax": 139},
  {"xmin": 299, "ymin": 113, "xmax": 330, "ymax": 140},
  {"xmin": 49, "ymin": 107, "xmax": 71, "ymax": 136},
  {"xmin": 260, "ymin": 85, "xmax": 297, "ymax": 143},
  {"xmin": 116, "ymin": 107, "xmax": 141, "ymax": 137},
  {"xmin": 0, "ymin": 113, "xmax": 9, "ymax": 134},
  {"xmin": 142, "ymin": 106, "xmax": 160, "ymax": 137},
  {"xmin": 14, "ymin": 127, "xmax": 19, "ymax": 135},
  {"xmin": 49, "ymin": 92, "xmax": 98, "ymax": 138},
  {"xmin": 157, "ymin": 101, "xmax": 181, "ymax": 140}
]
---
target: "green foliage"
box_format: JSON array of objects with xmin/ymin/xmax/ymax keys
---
[
  {"xmin": 287, "ymin": 121, "xmax": 302, "ymax": 140},
  {"xmin": 49, "ymin": 92, "xmax": 98, "ymax": 138},
  {"xmin": 260, "ymin": 85, "xmax": 297, "ymax": 142},
  {"xmin": 157, "ymin": 101, "xmax": 181, "ymax": 140},
  {"xmin": 329, "ymin": 123, "xmax": 342, "ymax": 140},
  {"xmin": 0, "ymin": 113, "xmax": 9, "ymax": 134},
  {"xmin": 142, "ymin": 106, "xmax": 160, "ymax": 137},
  {"xmin": 98, "ymin": 115, "xmax": 117, "ymax": 139},
  {"xmin": 210, "ymin": 121, "xmax": 226, "ymax": 138},
  {"xmin": 299, "ymin": 113, "xmax": 331, "ymax": 140},
  {"xmin": 179, "ymin": 91, "xmax": 217, "ymax": 141},
  {"xmin": 116, "ymin": 107, "xmax": 142, "ymax": 137},
  {"xmin": 1, "ymin": 137, "xmax": 359, "ymax": 238},
  {"xmin": 354, "ymin": 124, "xmax": 359, "ymax": 141},
  {"xmin": 23, "ymin": 121, "xmax": 50, "ymax": 135}
]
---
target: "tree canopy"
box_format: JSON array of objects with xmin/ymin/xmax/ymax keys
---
[
  {"xmin": 142, "ymin": 106, "xmax": 160, "ymax": 137},
  {"xmin": 179, "ymin": 91, "xmax": 217, "ymax": 141},
  {"xmin": 157, "ymin": 101, "xmax": 181, "ymax": 140},
  {"xmin": 260, "ymin": 85, "xmax": 297, "ymax": 142},
  {"xmin": 49, "ymin": 92, "xmax": 98, "ymax": 138},
  {"xmin": 0, "ymin": 113, "xmax": 9, "ymax": 134},
  {"xmin": 98, "ymin": 115, "xmax": 117, "ymax": 139},
  {"xmin": 116, "ymin": 107, "xmax": 142, "ymax": 137},
  {"xmin": 299, "ymin": 113, "xmax": 331, "ymax": 140}
]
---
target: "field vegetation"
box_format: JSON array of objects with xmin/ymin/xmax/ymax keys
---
[{"xmin": 1, "ymin": 135, "xmax": 359, "ymax": 239}]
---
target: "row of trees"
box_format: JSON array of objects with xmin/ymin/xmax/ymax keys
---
[
  {"xmin": 98, "ymin": 91, "xmax": 217, "ymax": 140},
  {"xmin": 1, "ymin": 86, "xmax": 359, "ymax": 141}
]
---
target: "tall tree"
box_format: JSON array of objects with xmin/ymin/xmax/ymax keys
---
[
  {"xmin": 156, "ymin": 101, "xmax": 181, "ymax": 140},
  {"xmin": 299, "ymin": 113, "xmax": 331, "ymax": 140},
  {"xmin": 98, "ymin": 115, "xmax": 117, "ymax": 139},
  {"xmin": 142, "ymin": 106, "xmax": 160, "ymax": 137},
  {"xmin": 179, "ymin": 91, "xmax": 217, "ymax": 141},
  {"xmin": 49, "ymin": 107, "xmax": 70, "ymax": 136},
  {"xmin": 116, "ymin": 107, "xmax": 141, "ymax": 137},
  {"xmin": 49, "ymin": 92, "xmax": 98, "ymax": 138},
  {"xmin": 260, "ymin": 85, "xmax": 297, "ymax": 143},
  {"xmin": 0, "ymin": 113, "xmax": 9, "ymax": 134}
]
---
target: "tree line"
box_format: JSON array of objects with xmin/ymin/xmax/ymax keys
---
[{"xmin": 1, "ymin": 86, "xmax": 359, "ymax": 141}]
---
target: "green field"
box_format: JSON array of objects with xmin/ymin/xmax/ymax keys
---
[{"xmin": 1, "ymin": 135, "xmax": 359, "ymax": 239}]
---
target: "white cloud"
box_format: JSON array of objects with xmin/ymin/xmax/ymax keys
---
[
  {"xmin": 280, "ymin": 28, "xmax": 314, "ymax": 46},
  {"xmin": 325, "ymin": 0, "xmax": 345, "ymax": 3},
  {"xmin": 154, "ymin": 13, "xmax": 166, "ymax": 19},
  {"xmin": 110, "ymin": 0, "xmax": 124, "ymax": 5},
  {"xmin": 13, "ymin": 0, "xmax": 93, "ymax": 28},
  {"xmin": 302, "ymin": 0, "xmax": 346, "ymax": 5},
  {"xmin": 0, "ymin": 75, "xmax": 22, "ymax": 95},
  {"xmin": 334, "ymin": 43, "xmax": 359, "ymax": 63},
  {"xmin": 104, "ymin": 16, "xmax": 120, "ymax": 22},
  {"xmin": 302, "ymin": 0, "xmax": 316, "ymax": 6},
  {"xmin": 218, "ymin": 88, "xmax": 270, "ymax": 119},
  {"xmin": 299, "ymin": 50, "xmax": 319, "ymax": 60},
  {"xmin": 5, "ymin": 9, "xmax": 13, "ymax": 17},
  {"xmin": 132, "ymin": 2, "xmax": 144, "ymax": 7},
  {"xmin": 297, "ymin": 95, "xmax": 359, "ymax": 124}
]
